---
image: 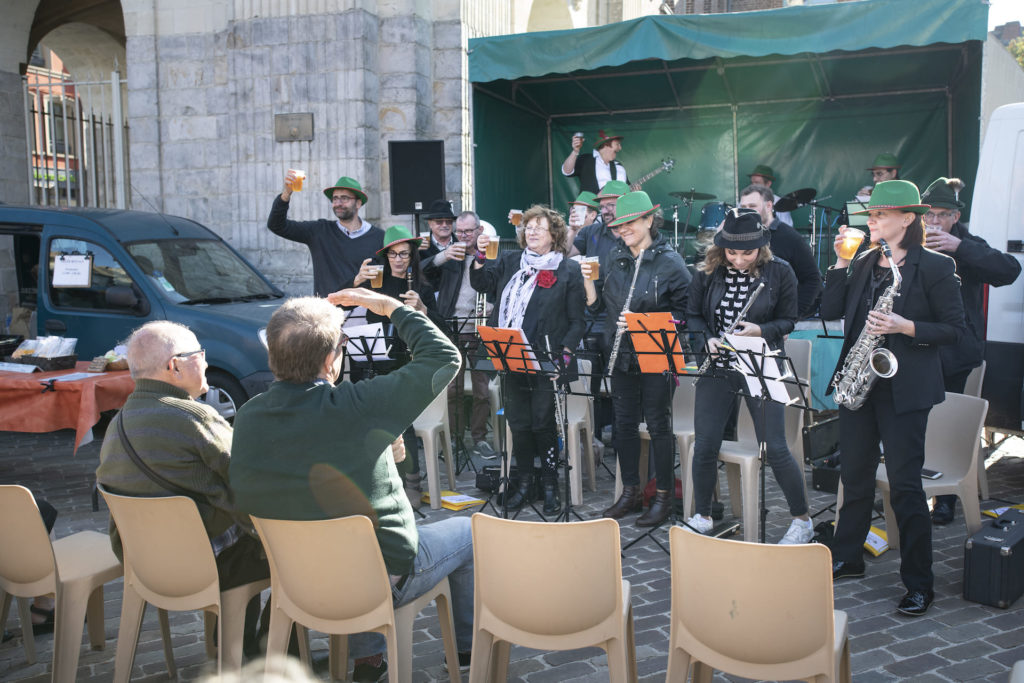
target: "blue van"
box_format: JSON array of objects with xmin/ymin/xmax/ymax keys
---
[{"xmin": 0, "ymin": 205, "xmax": 285, "ymax": 418}]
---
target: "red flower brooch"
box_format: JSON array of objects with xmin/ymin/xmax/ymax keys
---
[{"xmin": 537, "ymin": 270, "xmax": 557, "ymax": 288}]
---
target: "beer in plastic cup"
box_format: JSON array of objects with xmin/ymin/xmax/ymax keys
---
[
  {"xmin": 450, "ymin": 242, "xmax": 467, "ymax": 261},
  {"xmin": 485, "ymin": 238, "xmax": 500, "ymax": 260},
  {"xmin": 289, "ymin": 169, "xmax": 306, "ymax": 192},
  {"xmin": 583, "ymin": 256, "xmax": 600, "ymax": 281},
  {"xmin": 510, "ymin": 210, "xmax": 523, "ymax": 227},
  {"xmin": 369, "ymin": 265, "xmax": 384, "ymax": 288},
  {"xmin": 838, "ymin": 228, "xmax": 866, "ymax": 260}
]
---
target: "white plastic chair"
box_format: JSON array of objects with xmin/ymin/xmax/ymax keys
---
[
  {"xmin": 413, "ymin": 390, "xmax": 458, "ymax": 509},
  {"xmin": 681, "ymin": 338, "xmax": 811, "ymax": 541},
  {"xmin": 961, "ymin": 361, "xmax": 989, "ymax": 498},
  {"xmin": 667, "ymin": 527, "xmax": 850, "ymax": 683},
  {"xmin": 468, "ymin": 514, "xmax": 637, "ymax": 683},
  {"xmin": 251, "ymin": 514, "xmax": 461, "ymax": 683},
  {"xmin": 565, "ymin": 359, "xmax": 596, "ymax": 505},
  {"xmin": 100, "ymin": 487, "xmax": 269, "ymax": 680},
  {"xmin": 615, "ymin": 379, "xmax": 697, "ymax": 501},
  {"xmin": 0, "ymin": 484, "xmax": 123, "ymax": 682},
  {"xmin": 875, "ymin": 393, "xmax": 988, "ymax": 549}
]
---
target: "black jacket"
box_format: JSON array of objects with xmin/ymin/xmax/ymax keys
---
[
  {"xmin": 820, "ymin": 244, "xmax": 965, "ymax": 414},
  {"xmin": 470, "ymin": 251, "xmax": 587, "ymax": 359},
  {"xmin": 589, "ymin": 236, "xmax": 692, "ymax": 371},
  {"xmin": 939, "ymin": 221, "xmax": 1021, "ymax": 376},
  {"xmin": 686, "ymin": 257, "xmax": 798, "ymax": 354},
  {"xmin": 768, "ymin": 217, "xmax": 822, "ymax": 318},
  {"xmin": 567, "ymin": 153, "xmax": 627, "ymax": 195},
  {"xmin": 422, "ymin": 252, "xmax": 475, "ymax": 320}
]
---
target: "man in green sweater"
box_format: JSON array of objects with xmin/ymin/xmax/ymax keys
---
[
  {"xmin": 96, "ymin": 321, "xmax": 269, "ymax": 652},
  {"xmin": 230, "ymin": 290, "xmax": 473, "ymax": 681}
]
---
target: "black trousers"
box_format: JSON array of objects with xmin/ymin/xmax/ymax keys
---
[
  {"xmin": 612, "ymin": 369, "xmax": 675, "ymax": 489},
  {"xmin": 832, "ymin": 381, "xmax": 933, "ymax": 592},
  {"xmin": 503, "ymin": 372, "xmax": 559, "ymax": 475}
]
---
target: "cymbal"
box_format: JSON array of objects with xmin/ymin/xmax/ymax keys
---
[
  {"xmin": 773, "ymin": 187, "xmax": 817, "ymax": 213},
  {"xmin": 669, "ymin": 189, "xmax": 716, "ymax": 201}
]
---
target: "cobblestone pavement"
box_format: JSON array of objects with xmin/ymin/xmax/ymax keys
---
[{"xmin": 1, "ymin": 424, "xmax": 1022, "ymax": 682}]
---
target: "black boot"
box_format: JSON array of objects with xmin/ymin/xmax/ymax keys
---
[
  {"xmin": 503, "ymin": 477, "xmax": 532, "ymax": 511},
  {"xmin": 542, "ymin": 477, "xmax": 561, "ymax": 516},
  {"xmin": 603, "ymin": 485, "xmax": 643, "ymax": 519},
  {"xmin": 636, "ymin": 489, "xmax": 672, "ymax": 527}
]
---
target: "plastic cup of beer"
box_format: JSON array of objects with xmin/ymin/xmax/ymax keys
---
[
  {"xmin": 838, "ymin": 228, "xmax": 865, "ymax": 260},
  {"xmin": 369, "ymin": 265, "xmax": 384, "ymax": 288},
  {"xmin": 485, "ymin": 237, "xmax": 500, "ymax": 260},
  {"xmin": 582, "ymin": 256, "xmax": 600, "ymax": 281},
  {"xmin": 510, "ymin": 210, "xmax": 523, "ymax": 227},
  {"xmin": 450, "ymin": 242, "xmax": 467, "ymax": 261},
  {"xmin": 289, "ymin": 169, "xmax": 306, "ymax": 192}
]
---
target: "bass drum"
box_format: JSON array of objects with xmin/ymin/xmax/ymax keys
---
[{"xmin": 699, "ymin": 201, "xmax": 732, "ymax": 230}]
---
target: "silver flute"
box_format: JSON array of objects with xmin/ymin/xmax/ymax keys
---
[
  {"xmin": 693, "ymin": 281, "xmax": 764, "ymax": 384},
  {"xmin": 605, "ymin": 249, "xmax": 644, "ymax": 383}
]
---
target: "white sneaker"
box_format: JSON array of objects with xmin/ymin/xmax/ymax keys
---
[
  {"xmin": 684, "ymin": 514, "xmax": 714, "ymax": 534},
  {"xmin": 474, "ymin": 441, "xmax": 498, "ymax": 459},
  {"xmin": 778, "ymin": 518, "xmax": 815, "ymax": 545}
]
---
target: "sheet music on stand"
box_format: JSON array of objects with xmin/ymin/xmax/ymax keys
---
[
  {"xmin": 723, "ymin": 334, "xmax": 797, "ymax": 406},
  {"xmin": 343, "ymin": 322, "xmax": 391, "ymax": 363}
]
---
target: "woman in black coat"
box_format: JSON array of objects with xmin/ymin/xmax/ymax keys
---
[
  {"xmin": 471, "ymin": 205, "xmax": 586, "ymax": 515},
  {"xmin": 685, "ymin": 208, "xmax": 812, "ymax": 544},
  {"xmin": 582, "ymin": 191, "xmax": 691, "ymax": 527},
  {"xmin": 353, "ymin": 225, "xmax": 443, "ymax": 509},
  {"xmin": 820, "ymin": 180, "xmax": 965, "ymax": 617}
]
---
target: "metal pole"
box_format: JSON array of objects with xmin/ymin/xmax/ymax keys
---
[
  {"xmin": 731, "ymin": 105, "xmax": 738, "ymax": 203},
  {"xmin": 89, "ymin": 108, "xmax": 99, "ymax": 207},
  {"xmin": 73, "ymin": 96, "xmax": 85, "ymax": 206},
  {"xmin": 60, "ymin": 93, "xmax": 72, "ymax": 205},
  {"xmin": 100, "ymin": 108, "xmax": 111, "ymax": 207},
  {"xmin": 111, "ymin": 71, "xmax": 126, "ymax": 209},
  {"xmin": 22, "ymin": 77, "xmax": 34, "ymax": 204}
]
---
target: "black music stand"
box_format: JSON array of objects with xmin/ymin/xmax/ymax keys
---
[
  {"xmin": 445, "ymin": 314, "xmax": 487, "ymax": 476},
  {"xmin": 544, "ymin": 341, "xmax": 586, "ymax": 523},
  {"xmin": 728, "ymin": 338, "xmax": 812, "ymax": 543}
]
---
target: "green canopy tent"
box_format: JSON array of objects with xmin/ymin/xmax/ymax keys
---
[{"xmin": 469, "ymin": 0, "xmax": 988, "ymax": 261}]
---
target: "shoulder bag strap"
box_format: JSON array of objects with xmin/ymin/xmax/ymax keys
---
[{"xmin": 115, "ymin": 411, "xmax": 205, "ymax": 503}]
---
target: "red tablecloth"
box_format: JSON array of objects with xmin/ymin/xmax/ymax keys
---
[{"xmin": 0, "ymin": 361, "xmax": 135, "ymax": 452}]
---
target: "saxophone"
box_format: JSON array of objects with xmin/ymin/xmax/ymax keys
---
[{"xmin": 831, "ymin": 239, "xmax": 901, "ymax": 410}]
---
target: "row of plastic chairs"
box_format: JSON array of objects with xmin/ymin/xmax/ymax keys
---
[{"xmin": 2, "ymin": 483, "xmax": 852, "ymax": 682}]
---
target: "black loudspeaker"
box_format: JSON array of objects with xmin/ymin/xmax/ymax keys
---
[{"xmin": 388, "ymin": 140, "xmax": 445, "ymax": 215}]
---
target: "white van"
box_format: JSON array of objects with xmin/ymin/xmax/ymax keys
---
[{"xmin": 968, "ymin": 102, "xmax": 1024, "ymax": 432}]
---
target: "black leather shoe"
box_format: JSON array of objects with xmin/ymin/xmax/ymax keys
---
[
  {"xmin": 896, "ymin": 589, "xmax": 934, "ymax": 617},
  {"xmin": 602, "ymin": 485, "xmax": 643, "ymax": 519},
  {"xmin": 542, "ymin": 479, "xmax": 561, "ymax": 516},
  {"xmin": 503, "ymin": 479, "xmax": 532, "ymax": 511},
  {"xmin": 931, "ymin": 497, "xmax": 956, "ymax": 525},
  {"xmin": 636, "ymin": 489, "xmax": 672, "ymax": 527},
  {"xmin": 831, "ymin": 560, "xmax": 866, "ymax": 581}
]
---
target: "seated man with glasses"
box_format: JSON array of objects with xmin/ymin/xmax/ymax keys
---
[
  {"xmin": 920, "ymin": 177, "xmax": 1021, "ymax": 525},
  {"xmin": 96, "ymin": 321, "xmax": 269, "ymax": 654},
  {"xmin": 267, "ymin": 172, "xmax": 384, "ymax": 296}
]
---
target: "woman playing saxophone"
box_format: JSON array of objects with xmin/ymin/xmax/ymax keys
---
[
  {"xmin": 820, "ymin": 180, "xmax": 965, "ymax": 618},
  {"xmin": 582, "ymin": 191, "xmax": 691, "ymax": 527}
]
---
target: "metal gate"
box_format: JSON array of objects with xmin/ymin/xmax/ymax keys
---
[{"xmin": 23, "ymin": 71, "xmax": 129, "ymax": 209}]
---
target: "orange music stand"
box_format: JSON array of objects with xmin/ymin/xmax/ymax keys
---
[
  {"xmin": 477, "ymin": 326, "xmax": 541, "ymax": 374},
  {"xmin": 626, "ymin": 312, "xmax": 692, "ymax": 374}
]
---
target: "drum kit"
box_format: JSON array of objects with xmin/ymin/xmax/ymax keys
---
[{"xmin": 664, "ymin": 185, "xmax": 835, "ymax": 262}]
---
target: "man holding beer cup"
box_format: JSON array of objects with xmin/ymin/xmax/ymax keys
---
[
  {"xmin": 266, "ymin": 171, "xmax": 384, "ymax": 296},
  {"xmin": 561, "ymin": 130, "xmax": 629, "ymax": 194}
]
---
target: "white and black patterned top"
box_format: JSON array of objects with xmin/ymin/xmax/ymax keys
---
[{"xmin": 712, "ymin": 267, "xmax": 755, "ymax": 368}]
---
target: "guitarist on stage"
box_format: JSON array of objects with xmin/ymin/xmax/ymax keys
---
[{"xmin": 562, "ymin": 130, "xmax": 629, "ymax": 194}]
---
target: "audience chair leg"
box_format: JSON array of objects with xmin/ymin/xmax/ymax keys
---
[
  {"xmin": 329, "ymin": 633, "xmax": 347, "ymax": 680},
  {"xmin": 113, "ymin": 587, "xmax": 147, "ymax": 683},
  {"xmin": 52, "ymin": 586, "xmax": 93, "ymax": 682},
  {"xmin": 85, "ymin": 586, "xmax": 106, "ymax": 650},
  {"xmin": 157, "ymin": 608, "xmax": 176, "ymax": 678}
]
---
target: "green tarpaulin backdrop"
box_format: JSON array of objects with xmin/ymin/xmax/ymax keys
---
[{"xmin": 469, "ymin": 0, "xmax": 988, "ymax": 266}]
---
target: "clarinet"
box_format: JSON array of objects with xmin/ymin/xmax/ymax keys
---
[
  {"xmin": 693, "ymin": 281, "xmax": 765, "ymax": 384},
  {"xmin": 406, "ymin": 266, "xmax": 414, "ymax": 293},
  {"xmin": 604, "ymin": 249, "xmax": 644, "ymax": 382}
]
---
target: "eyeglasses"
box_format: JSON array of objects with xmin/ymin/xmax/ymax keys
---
[
  {"xmin": 331, "ymin": 195, "xmax": 358, "ymax": 204},
  {"xmin": 173, "ymin": 348, "xmax": 205, "ymax": 359},
  {"xmin": 524, "ymin": 224, "xmax": 550, "ymax": 233},
  {"xmin": 387, "ymin": 251, "xmax": 412, "ymax": 260},
  {"xmin": 455, "ymin": 229, "xmax": 479, "ymax": 238},
  {"xmin": 924, "ymin": 211, "xmax": 956, "ymax": 220},
  {"xmin": 430, "ymin": 219, "xmax": 454, "ymax": 226}
]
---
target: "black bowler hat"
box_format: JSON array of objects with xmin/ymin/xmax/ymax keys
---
[
  {"xmin": 714, "ymin": 208, "xmax": 769, "ymax": 251},
  {"xmin": 422, "ymin": 199, "xmax": 456, "ymax": 220}
]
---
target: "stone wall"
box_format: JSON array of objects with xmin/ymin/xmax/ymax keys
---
[
  {"xmin": 122, "ymin": 0, "xmax": 469, "ymax": 295},
  {"xmin": 0, "ymin": 70, "xmax": 29, "ymax": 208}
]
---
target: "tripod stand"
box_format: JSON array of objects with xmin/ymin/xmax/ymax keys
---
[
  {"xmin": 445, "ymin": 314, "xmax": 488, "ymax": 477},
  {"xmin": 546, "ymin": 342, "xmax": 586, "ymax": 523}
]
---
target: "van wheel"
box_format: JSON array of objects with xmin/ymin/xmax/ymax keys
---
[{"xmin": 201, "ymin": 370, "xmax": 247, "ymax": 421}]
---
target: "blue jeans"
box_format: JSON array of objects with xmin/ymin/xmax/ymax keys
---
[{"xmin": 351, "ymin": 516, "xmax": 475, "ymax": 656}]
